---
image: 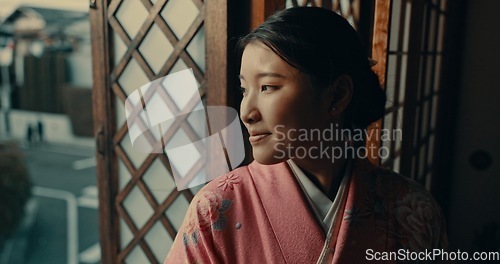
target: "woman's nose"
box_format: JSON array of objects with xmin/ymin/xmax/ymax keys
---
[{"xmin": 240, "ymin": 95, "xmax": 261, "ymax": 125}]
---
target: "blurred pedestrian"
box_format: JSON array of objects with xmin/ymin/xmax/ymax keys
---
[
  {"xmin": 26, "ymin": 124, "xmax": 33, "ymax": 147},
  {"xmin": 37, "ymin": 120, "xmax": 44, "ymax": 145}
]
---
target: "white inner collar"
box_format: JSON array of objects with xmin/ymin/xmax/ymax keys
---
[
  {"xmin": 287, "ymin": 159, "xmax": 352, "ymax": 234},
  {"xmin": 287, "ymin": 160, "xmax": 333, "ymax": 231}
]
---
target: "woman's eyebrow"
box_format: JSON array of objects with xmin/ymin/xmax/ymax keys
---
[{"xmin": 238, "ymin": 72, "xmax": 286, "ymax": 80}]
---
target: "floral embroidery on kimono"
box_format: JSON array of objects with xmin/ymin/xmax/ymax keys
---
[
  {"xmin": 182, "ymin": 190, "xmax": 233, "ymax": 246},
  {"xmin": 217, "ymin": 174, "xmax": 240, "ymax": 191}
]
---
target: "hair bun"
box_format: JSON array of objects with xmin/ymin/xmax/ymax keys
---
[{"xmin": 346, "ymin": 70, "xmax": 386, "ymax": 128}]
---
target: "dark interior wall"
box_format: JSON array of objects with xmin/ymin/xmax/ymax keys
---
[{"xmin": 448, "ymin": 0, "xmax": 500, "ymax": 251}]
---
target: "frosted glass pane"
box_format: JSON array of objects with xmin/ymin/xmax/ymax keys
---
[
  {"xmin": 161, "ymin": 0, "xmax": 199, "ymax": 39},
  {"xmin": 403, "ymin": 2, "xmax": 412, "ymax": 52},
  {"xmin": 162, "ymin": 68, "xmax": 200, "ymax": 110},
  {"xmin": 170, "ymin": 59, "xmax": 188, "ymax": 74},
  {"xmin": 120, "ymin": 218, "xmax": 134, "ymax": 249},
  {"xmin": 126, "ymin": 246, "xmax": 149, "ymax": 264},
  {"xmin": 418, "ymin": 146, "xmax": 426, "ymax": 178},
  {"xmin": 187, "ymin": 100, "xmax": 208, "ymax": 140},
  {"xmin": 382, "ymin": 113, "xmax": 393, "ymax": 163},
  {"xmin": 411, "ymin": 157, "xmax": 417, "ymax": 179},
  {"xmin": 430, "ymin": 96, "xmax": 438, "ymax": 130},
  {"xmin": 166, "ymin": 195, "xmax": 190, "ymax": 231},
  {"xmin": 116, "ymin": 0, "xmax": 149, "ymax": 39},
  {"xmin": 346, "ymin": 16, "xmax": 355, "ymax": 29},
  {"xmin": 381, "ymin": 150, "xmax": 389, "ymax": 166},
  {"xmin": 119, "ymin": 58, "xmax": 149, "ymax": 96},
  {"xmin": 126, "ymin": 110, "xmax": 159, "ymax": 155},
  {"xmin": 385, "ymin": 55, "xmax": 397, "ymax": 108},
  {"xmin": 164, "ymin": 127, "xmax": 206, "ymax": 189},
  {"xmin": 413, "ymin": 107, "xmax": 420, "ymax": 146},
  {"xmin": 165, "ymin": 124, "xmax": 191, "ymax": 149},
  {"xmin": 155, "ymin": 114, "xmax": 175, "ymax": 141},
  {"xmin": 393, "ymin": 156, "xmax": 401, "ymax": 173},
  {"xmin": 123, "ymin": 186, "xmax": 154, "ymax": 229},
  {"xmin": 143, "ymin": 90, "xmax": 175, "ymax": 127},
  {"xmin": 118, "ymin": 159, "xmax": 132, "ymax": 191},
  {"xmin": 116, "ymin": 96, "xmax": 126, "ymax": 127},
  {"xmin": 186, "ymin": 26, "xmax": 206, "ymax": 73},
  {"xmin": 139, "ymin": 24, "xmax": 174, "ymax": 74},
  {"xmin": 340, "ymin": 0, "xmax": 350, "ymax": 16},
  {"xmin": 145, "ymin": 221, "xmax": 172, "ymax": 262},
  {"xmin": 421, "ymin": 100, "xmax": 430, "ymax": 137},
  {"xmin": 114, "ymin": 31, "xmax": 127, "ymax": 66},
  {"xmin": 425, "ymin": 56, "xmax": 433, "ymax": 97},
  {"xmin": 433, "ymin": 55, "xmax": 442, "ymax": 92},
  {"xmin": 167, "ymin": 140, "xmax": 201, "ymax": 179},
  {"xmin": 398, "ymin": 55, "xmax": 408, "ymax": 103},
  {"xmin": 427, "ymin": 134, "xmax": 435, "ymax": 165},
  {"xmin": 428, "ymin": 9, "xmax": 437, "ymax": 51},
  {"xmin": 389, "ymin": 0, "xmax": 401, "ymax": 51},
  {"xmin": 395, "ymin": 107, "xmax": 404, "ymax": 151},
  {"xmin": 142, "ymin": 159, "xmax": 175, "ymax": 203},
  {"xmin": 425, "ymin": 172, "xmax": 432, "ymax": 190},
  {"xmin": 383, "ymin": 111, "xmax": 393, "ymax": 131},
  {"xmin": 121, "ymin": 131, "xmax": 149, "ymax": 168}
]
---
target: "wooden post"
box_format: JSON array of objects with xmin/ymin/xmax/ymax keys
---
[
  {"xmin": 250, "ymin": 0, "xmax": 286, "ymax": 29},
  {"xmin": 89, "ymin": 0, "xmax": 118, "ymax": 263},
  {"xmin": 366, "ymin": 0, "xmax": 391, "ymax": 165}
]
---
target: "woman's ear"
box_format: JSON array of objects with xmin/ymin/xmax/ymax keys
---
[{"xmin": 328, "ymin": 75, "xmax": 353, "ymax": 115}]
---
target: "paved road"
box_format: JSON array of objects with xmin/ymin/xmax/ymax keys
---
[{"xmin": 19, "ymin": 144, "xmax": 100, "ymax": 264}]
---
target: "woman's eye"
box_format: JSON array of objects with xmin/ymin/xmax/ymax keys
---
[
  {"xmin": 239, "ymin": 87, "xmax": 247, "ymax": 96},
  {"xmin": 261, "ymin": 85, "xmax": 277, "ymax": 92}
]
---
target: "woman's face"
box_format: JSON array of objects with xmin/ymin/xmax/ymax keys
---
[{"xmin": 239, "ymin": 42, "xmax": 333, "ymax": 164}]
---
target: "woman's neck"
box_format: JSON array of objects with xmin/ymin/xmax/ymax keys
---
[{"xmin": 292, "ymin": 154, "xmax": 347, "ymax": 200}]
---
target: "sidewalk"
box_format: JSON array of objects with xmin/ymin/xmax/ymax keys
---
[
  {"xmin": 0, "ymin": 109, "xmax": 95, "ymax": 150},
  {"xmin": 23, "ymin": 141, "xmax": 96, "ymax": 157}
]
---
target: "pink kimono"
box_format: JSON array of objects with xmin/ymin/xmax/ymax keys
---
[{"xmin": 164, "ymin": 158, "xmax": 447, "ymax": 263}]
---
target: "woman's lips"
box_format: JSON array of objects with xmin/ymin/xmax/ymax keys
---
[{"xmin": 249, "ymin": 133, "xmax": 271, "ymax": 144}]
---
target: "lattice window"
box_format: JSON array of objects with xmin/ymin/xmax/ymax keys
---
[
  {"xmin": 94, "ymin": 0, "xmax": 209, "ymax": 262},
  {"xmin": 409, "ymin": 0, "xmax": 447, "ymax": 188},
  {"xmin": 382, "ymin": 0, "xmax": 448, "ymax": 190},
  {"xmin": 381, "ymin": 0, "xmax": 412, "ymax": 173}
]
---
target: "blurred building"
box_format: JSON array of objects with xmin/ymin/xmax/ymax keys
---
[{"xmin": 0, "ymin": 6, "xmax": 93, "ymax": 142}]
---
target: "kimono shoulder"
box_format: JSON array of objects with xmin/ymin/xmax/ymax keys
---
[
  {"xmin": 164, "ymin": 165, "xmax": 286, "ymax": 264},
  {"xmin": 346, "ymin": 161, "xmax": 449, "ymax": 252},
  {"xmin": 173, "ymin": 164, "xmax": 251, "ymax": 240},
  {"xmin": 165, "ymin": 162, "xmax": 325, "ymax": 264}
]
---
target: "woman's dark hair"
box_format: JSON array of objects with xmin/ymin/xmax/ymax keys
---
[{"xmin": 237, "ymin": 7, "xmax": 386, "ymax": 129}]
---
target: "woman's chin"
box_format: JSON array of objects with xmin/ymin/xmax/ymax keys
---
[{"xmin": 252, "ymin": 151, "xmax": 286, "ymax": 165}]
